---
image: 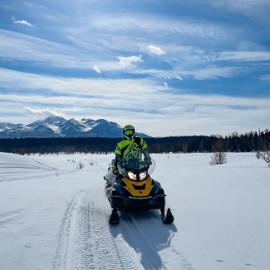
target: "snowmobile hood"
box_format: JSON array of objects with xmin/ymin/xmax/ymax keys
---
[{"xmin": 122, "ymin": 176, "xmax": 153, "ymax": 197}]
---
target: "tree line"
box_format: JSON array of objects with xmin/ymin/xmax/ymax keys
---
[{"xmin": 0, "ymin": 129, "xmax": 269, "ymax": 154}]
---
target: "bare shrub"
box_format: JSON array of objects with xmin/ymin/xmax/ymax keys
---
[
  {"xmin": 210, "ymin": 138, "xmax": 227, "ymax": 166},
  {"xmin": 210, "ymin": 152, "xmax": 227, "ymax": 165},
  {"xmin": 77, "ymin": 161, "xmax": 84, "ymax": 170},
  {"xmin": 257, "ymin": 151, "xmax": 270, "ymax": 167}
]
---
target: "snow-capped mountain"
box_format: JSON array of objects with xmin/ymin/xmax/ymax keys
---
[{"xmin": 0, "ymin": 116, "xmax": 149, "ymax": 138}]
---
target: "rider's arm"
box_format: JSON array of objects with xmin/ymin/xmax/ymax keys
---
[{"xmin": 140, "ymin": 138, "xmax": 148, "ymax": 150}]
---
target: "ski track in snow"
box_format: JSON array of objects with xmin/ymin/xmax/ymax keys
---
[{"xmin": 0, "ymin": 159, "xmax": 76, "ymax": 182}]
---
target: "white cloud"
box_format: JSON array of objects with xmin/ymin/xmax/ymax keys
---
[
  {"xmin": 218, "ymin": 51, "xmax": 270, "ymax": 62},
  {"xmin": 117, "ymin": 55, "xmax": 143, "ymax": 68},
  {"xmin": 25, "ymin": 107, "xmax": 65, "ymax": 117},
  {"xmin": 0, "ymin": 29, "xmax": 93, "ymax": 68},
  {"xmin": 0, "ymin": 67, "xmax": 270, "ymax": 136},
  {"xmin": 186, "ymin": 66, "xmax": 236, "ymax": 80},
  {"xmin": 0, "ymin": 68, "xmax": 159, "ymax": 100},
  {"xmin": 13, "ymin": 19, "xmax": 33, "ymax": 27},
  {"xmin": 133, "ymin": 66, "xmax": 236, "ymax": 80},
  {"xmin": 147, "ymin": 45, "xmax": 166, "ymax": 56},
  {"xmin": 93, "ymin": 65, "xmax": 102, "ymax": 74},
  {"xmin": 1, "ymin": 91, "xmax": 269, "ymax": 136},
  {"xmin": 89, "ymin": 14, "xmax": 232, "ymax": 41}
]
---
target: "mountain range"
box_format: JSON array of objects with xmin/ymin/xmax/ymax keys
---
[{"xmin": 0, "ymin": 116, "xmax": 149, "ymax": 138}]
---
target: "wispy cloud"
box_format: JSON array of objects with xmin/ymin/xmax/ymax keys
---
[
  {"xmin": 117, "ymin": 55, "xmax": 143, "ymax": 68},
  {"xmin": 0, "ymin": 68, "xmax": 270, "ymax": 135},
  {"xmin": 207, "ymin": 0, "xmax": 270, "ymax": 24},
  {"xmin": 25, "ymin": 107, "xmax": 65, "ymax": 117},
  {"xmin": 147, "ymin": 45, "xmax": 166, "ymax": 56},
  {"xmin": 88, "ymin": 14, "xmax": 233, "ymax": 41},
  {"xmin": 12, "ymin": 18, "xmax": 33, "ymax": 27},
  {"xmin": 133, "ymin": 66, "xmax": 237, "ymax": 80},
  {"xmin": 217, "ymin": 51, "xmax": 270, "ymax": 62},
  {"xmin": 0, "ymin": 29, "xmax": 94, "ymax": 68},
  {"xmin": 1, "ymin": 0, "xmax": 269, "ymax": 135},
  {"xmin": 93, "ymin": 65, "xmax": 102, "ymax": 74}
]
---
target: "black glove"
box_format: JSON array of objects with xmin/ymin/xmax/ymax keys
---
[{"xmin": 112, "ymin": 159, "xmax": 119, "ymax": 174}]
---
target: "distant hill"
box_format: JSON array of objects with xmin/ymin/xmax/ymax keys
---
[{"xmin": 0, "ymin": 116, "xmax": 150, "ymax": 138}]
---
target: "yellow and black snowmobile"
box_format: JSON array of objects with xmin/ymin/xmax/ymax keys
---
[{"xmin": 104, "ymin": 147, "xmax": 174, "ymax": 225}]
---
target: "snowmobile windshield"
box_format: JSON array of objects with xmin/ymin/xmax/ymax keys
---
[{"xmin": 119, "ymin": 147, "xmax": 152, "ymax": 172}]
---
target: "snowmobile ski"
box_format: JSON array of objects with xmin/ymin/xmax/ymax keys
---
[
  {"xmin": 109, "ymin": 208, "xmax": 119, "ymax": 225},
  {"xmin": 161, "ymin": 208, "xmax": 174, "ymax": 224}
]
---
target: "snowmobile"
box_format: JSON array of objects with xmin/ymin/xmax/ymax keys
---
[{"xmin": 104, "ymin": 147, "xmax": 174, "ymax": 225}]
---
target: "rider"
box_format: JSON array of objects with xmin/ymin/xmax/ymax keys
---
[{"xmin": 113, "ymin": 124, "xmax": 148, "ymax": 174}]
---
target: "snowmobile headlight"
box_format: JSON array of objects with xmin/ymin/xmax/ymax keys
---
[
  {"xmin": 139, "ymin": 171, "xmax": 147, "ymax": 180},
  {"xmin": 127, "ymin": 171, "xmax": 137, "ymax": 180}
]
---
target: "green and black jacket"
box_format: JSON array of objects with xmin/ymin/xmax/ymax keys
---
[{"xmin": 114, "ymin": 136, "xmax": 148, "ymax": 159}]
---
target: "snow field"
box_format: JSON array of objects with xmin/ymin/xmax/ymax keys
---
[{"xmin": 0, "ymin": 152, "xmax": 270, "ymax": 270}]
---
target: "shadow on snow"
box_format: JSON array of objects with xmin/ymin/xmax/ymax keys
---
[{"xmin": 110, "ymin": 209, "xmax": 177, "ymax": 269}]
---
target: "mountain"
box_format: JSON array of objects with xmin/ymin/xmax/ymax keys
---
[{"xmin": 0, "ymin": 116, "xmax": 150, "ymax": 138}]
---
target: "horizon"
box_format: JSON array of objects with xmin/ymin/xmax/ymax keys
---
[
  {"xmin": 1, "ymin": 115, "xmax": 268, "ymax": 138},
  {"xmin": 0, "ymin": 1, "xmax": 270, "ymax": 136}
]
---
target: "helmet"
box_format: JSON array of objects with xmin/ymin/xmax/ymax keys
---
[{"xmin": 123, "ymin": 124, "xmax": 135, "ymax": 139}]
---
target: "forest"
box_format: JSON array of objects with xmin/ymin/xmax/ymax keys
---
[{"xmin": 0, "ymin": 130, "xmax": 269, "ymax": 154}]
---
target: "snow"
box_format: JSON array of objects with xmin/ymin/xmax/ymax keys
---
[
  {"xmin": 46, "ymin": 124, "xmax": 61, "ymax": 134},
  {"xmin": 0, "ymin": 152, "xmax": 270, "ymax": 270}
]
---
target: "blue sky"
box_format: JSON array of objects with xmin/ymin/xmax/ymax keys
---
[{"xmin": 0, "ymin": 0, "xmax": 270, "ymax": 136}]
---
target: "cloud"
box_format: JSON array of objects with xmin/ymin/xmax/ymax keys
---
[
  {"xmin": 1, "ymin": 90, "xmax": 270, "ymax": 136},
  {"xmin": 93, "ymin": 65, "xmax": 102, "ymax": 74},
  {"xmin": 25, "ymin": 107, "xmax": 65, "ymax": 117},
  {"xmin": 88, "ymin": 14, "xmax": 233, "ymax": 41},
  {"xmin": 217, "ymin": 51, "xmax": 270, "ymax": 62},
  {"xmin": 207, "ymin": 0, "xmax": 270, "ymax": 24},
  {"xmin": 133, "ymin": 66, "xmax": 237, "ymax": 80},
  {"xmin": 13, "ymin": 19, "xmax": 33, "ymax": 27},
  {"xmin": 0, "ymin": 29, "xmax": 94, "ymax": 69},
  {"xmin": 147, "ymin": 45, "xmax": 166, "ymax": 56},
  {"xmin": 186, "ymin": 66, "xmax": 236, "ymax": 80},
  {"xmin": 117, "ymin": 55, "xmax": 143, "ymax": 68},
  {"xmin": 1, "ymin": 68, "xmax": 270, "ymax": 135}
]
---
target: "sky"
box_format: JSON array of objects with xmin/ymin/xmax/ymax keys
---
[{"xmin": 0, "ymin": 0, "xmax": 270, "ymax": 136}]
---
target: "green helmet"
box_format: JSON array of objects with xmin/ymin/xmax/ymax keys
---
[{"xmin": 123, "ymin": 124, "xmax": 135, "ymax": 139}]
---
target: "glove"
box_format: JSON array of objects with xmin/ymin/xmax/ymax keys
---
[{"xmin": 112, "ymin": 159, "xmax": 119, "ymax": 174}]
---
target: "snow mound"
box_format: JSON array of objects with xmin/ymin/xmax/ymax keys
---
[{"xmin": 0, "ymin": 152, "xmax": 71, "ymax": 182}]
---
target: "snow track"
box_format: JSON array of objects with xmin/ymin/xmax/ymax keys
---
[
  {"xmin": 53, "ymin": 190, "xmax": 139, "ymax": 270},
  {"xmin": 53, "ymin": 189, "xmax": 192, "ymax": 270},
  {"xmin": 0, "ymin": 155, "xmax": 75, "ymax": 182}
]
